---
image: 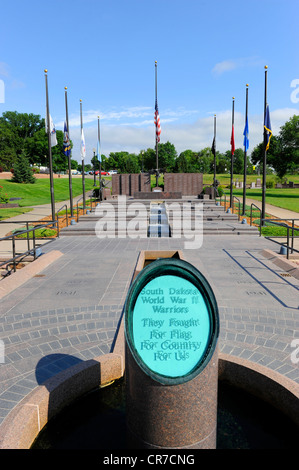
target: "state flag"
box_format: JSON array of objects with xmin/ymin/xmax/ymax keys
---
[
  {"xmin": 63, "ymin": 121, "xmax": 71, "ymax": 157},
  {"xmin": 243, "ymin": 117, "xmax": 249, "ymax": 152},
  {"xmin": 264, "ymin": 104, "xmax": 272, "ymax": 151},
  {"xmin": 45, "ymin": 113, "xmax": 57, "ymax": 147}
]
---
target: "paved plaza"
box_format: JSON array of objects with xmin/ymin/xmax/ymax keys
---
[{"xmin": 0, "ymin": 198, "xmax": 298, "ymax": 438}]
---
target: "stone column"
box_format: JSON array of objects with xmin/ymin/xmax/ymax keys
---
[
  {"xmin": 124, "ymin": 257, "xmax": 219, "ymax": 449},
  {"xmin": 126, "ymin": 345, "xmax": 218, "ymax": 449}
]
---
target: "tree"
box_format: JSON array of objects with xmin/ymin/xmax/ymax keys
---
[
  {"xmin": 11, "ymin": 152, "xmax": 36, "ymax": 184},
  {"xmin": 71, "ymin": 159, "xmax": 78, "ymax": 170},
  {"xmin": 0, "ymin": 111, "xmax": 44, "ymax": 162},
  {"xmin": 174, "ymin": 150, "xmax": 197, "ymax": 172},
  {"xmin": 157, "ymin": 141, "xmax": 177, "ymax": 172},
  {"xmin": 0, "ymin": 121, "xmax": 17, "ymax": 170},
  {"xmin": 139, "ymin": 148, "xmax": 156, "ymax": 172},
  {"xmin": 251, "ymin": 136, "xmax": 281, "ymax": 175},
  {"xmin": 197, "ymin": 148, "xmax": 213, "ymax": 173},
  {"xmin": 24, "ymin": 128, "xmax": 48, "ymax": 166},
  {"xmin": 279, "ymin": 115, "xmax": 299, "ymax": 175},
  {"xmin": 251, "ymin": 115, "xmax": 299, "ymax": 178}
]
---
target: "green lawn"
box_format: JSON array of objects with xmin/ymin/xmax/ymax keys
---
[
  {"xmin": 203, "ymin": 173, "xmax": 299, "ymax": 186},
  {"xmin": 0, "ymin": 177, "xmax": 97, "ymax": 207},
  {"xmin": 224, "ymin": 188, "xmax": 299, "ymax": 213},
  {"xmin": 0, "ymin": 207, "xmax": 33, "ymax": 220}
]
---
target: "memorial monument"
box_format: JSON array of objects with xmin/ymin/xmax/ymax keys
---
[{"xmin": 124, "ymin": 258, "xmax": 219, "ymax": 449}]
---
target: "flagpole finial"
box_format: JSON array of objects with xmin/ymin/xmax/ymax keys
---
[
  {"xmin": 44, "ymin": 69, "xmax": 48, "ymax": 74},
  {"xmin": 65, "ymin": 86, "xmax": 67, "ymax": 90},
  {"xmin": 233, "ymin": 97, "xmax": 235, "ymax": 100},
  {"xmin": 246, "ymin": 83, "xmax": 249, "ymax": 87},
  {"xmin": 80, "ymin": 99, "xmax": 82, "ymax": 102},
  {"xmin": 265, "ymin": 65, "xmax": 268, "ymax": 69}
]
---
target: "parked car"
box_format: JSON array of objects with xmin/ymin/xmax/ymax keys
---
[
  {"xmin": 108, "ymin": 170, "xmax": 118, "ymax": 175},
  {"xmin": 94, "ymin": 170, "xmax": 107, "ymax": 175}
]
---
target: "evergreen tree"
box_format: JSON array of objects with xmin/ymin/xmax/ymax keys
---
[{"xmin": 11, "ymin": 152, "xmax": 36, "ymax": 183}]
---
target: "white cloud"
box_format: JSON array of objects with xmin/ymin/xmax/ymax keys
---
[
  {"xmin": 212, "ymin": 56, "xmax": 264, "ymax": 76},
  {"xmin": 212, "ymin": 60, "xmax": 237, "ymax": 75},
  {"xmin": 68, "ymin": 106, "xmax": 299, "ymax": 164},
  {"xmin": 0, "ymin": 62, "xmax": 10, "ymax": 78}
]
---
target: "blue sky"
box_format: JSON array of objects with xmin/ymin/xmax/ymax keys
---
[{"xmin": 0, "ymin": 0, "xmax": 298, "ymax": 164}]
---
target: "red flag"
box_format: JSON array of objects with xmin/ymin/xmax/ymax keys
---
[{"xmin": 231, "ymin": 124, "xmax": 235, "ymax": 155}]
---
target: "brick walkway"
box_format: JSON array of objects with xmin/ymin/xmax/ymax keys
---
[{"xmin": 0, "ymin": 231, "xmax": 298, "ymax": 430}]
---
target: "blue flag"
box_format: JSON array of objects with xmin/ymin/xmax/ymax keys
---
[
  {"xmin": 264, "ymin": 104, "xmax": 272, "ymax": 151},
  {"xmin": 63, "ymin": 121, "xmax": 71, "ymax": 157},
  {"xmin": 243, "ymin": 117, "xmax": 249, "ymax": 152}
]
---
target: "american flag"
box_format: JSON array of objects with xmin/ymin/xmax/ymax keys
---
[{"xmin": 154, "ymin": 98, "xmax": 161, "ymax": 143}]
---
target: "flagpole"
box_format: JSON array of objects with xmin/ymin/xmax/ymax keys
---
[
  {"xmin": 98, "ymin": 115, "xmax": 102, "ymax": 201},
  {"xmin": 44, "ymin": 69, "xmax": 55, "ymax": 222},
  {"xmin": 213, "ymin": 114, "xmax": 216, "ymax": 194},
  {"xmin": 155, "ymin": 60, "xmax": 159, "ymax": 188},
  {"xmin": 80, "ymin": 99, "xmax": 86, "ymax": 211},
  {"xmin": 65, "ymin": 87, "xmax": 73, "ymax": 217},
  {"xmin": 230, "ymin": 97, "xmax": 235, "ymax": 209},
  {"xmin": 242, "ymin": 84, "xmax": 249, "ymax": 216},
  {"xmin": 261, "ymin": 66, "xmax": 268, "ymax": 226}
]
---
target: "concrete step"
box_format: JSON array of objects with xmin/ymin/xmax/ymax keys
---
[
  {"xmin": 78, "ymin": 207, "xmax": 232, "ymax": 222},
  {"xmin": 59, "ymin": 222, "xmax": 259, "ymax": 237}
]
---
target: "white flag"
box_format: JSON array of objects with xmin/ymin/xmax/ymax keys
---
[
  {"xmin": 81, "ymin": 128, "xmax": 86, "ymax": 160},
  {"xmin": 45, "ymin": 113, "xmax": 57, "ymax": 147}
]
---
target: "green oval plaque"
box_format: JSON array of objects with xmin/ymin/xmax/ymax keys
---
[{"xmin": 125, "ymin": 258, "xmax": 219, "ymax": 385}]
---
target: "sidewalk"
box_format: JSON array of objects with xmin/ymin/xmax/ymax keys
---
[
  {"xmin": 0, "ymin": 195, "xmax": 87, "ymax": 259},
  {"xmin": 240, "ymin": 197, "xmax": 299, "ymax": 251},
  {"xmin": 0, "ymin": 196, "xmax": 298, "ymax": 447},
  {"xmin": 242, "ymin": 197, "xmax": 299, "ymax": 221}
]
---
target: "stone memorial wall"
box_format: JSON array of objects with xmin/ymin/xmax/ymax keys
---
[
  {"xmin": 112, "ymin": 173, "xmax": 151, "ymax": 196},
  {"xmin": 164, "ymin": 173, "xmax": 203, "ymax": 196}
]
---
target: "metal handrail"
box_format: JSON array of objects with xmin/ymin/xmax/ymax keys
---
[
  {"xmin": 56, "ymin": 204, "xmax": 69, "ymax": 237},
  {"xmin": 232, "ymin": 196, "xmax": 241, "ymax": 221},
  {"xmin": 250, "ymin": 203, "xmax": 262, "ymax": 236},
  {"xmin": 260, "ymin": 218, "xmax": 299, "ymax": 259},
  {"xmin": 0, "ymin": 220, "xmax": 58, "ymax": 274},
  {"xmin": 76, "ymin": 195, "xmax": 98, "ymax": 222},
  {"xmin": 76, "ymin": 196, "xmax": 84, "ymax": 222}
]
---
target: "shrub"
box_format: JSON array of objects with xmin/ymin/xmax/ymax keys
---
[
  {"xmin": 217, "ymin": 186, "xmax": 224, "ymax": 197},
  {"xmin": 0, "ymin": 185, "xmax": 9, "ymax": 204},
  {"xmin": 266, "ymin": 179, "xmax": 275, "ymax": 188},
  {"xmin": 11, "ymin": 153, "xmax": 35, "ymax": 184}
]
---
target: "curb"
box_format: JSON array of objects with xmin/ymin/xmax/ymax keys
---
[
  {"xmin": 261, "ymin": 249, "xmax": 299, "ymax": 280},
  {"xmin": 0, "ymin": 250, "xmax": 63, "ymax": 300}
]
